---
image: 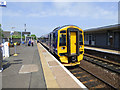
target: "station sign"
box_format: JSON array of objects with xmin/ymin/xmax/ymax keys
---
[
  {"xmin": 22, "ymin": 32, "xmax": 31, "ymax": 35},
  {"xmin": 0, "ymin": 1, "xmax": 7, "ymax": 7},
  {"xmin": 10, "ymin": 31, "xmax": 14, "ymax": 35}
]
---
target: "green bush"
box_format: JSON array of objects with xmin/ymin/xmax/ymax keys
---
[{"xmin": 31, "ymin": 34, "xmax": 37, "ymax": 40}]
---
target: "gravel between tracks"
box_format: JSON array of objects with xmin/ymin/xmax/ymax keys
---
[{"xmin": 80, "ymin": 60, "xmax": 120, "ymax": 88}]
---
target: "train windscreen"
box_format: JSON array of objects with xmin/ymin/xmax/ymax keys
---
[{"xmin": 59, "ymin": 34, "xmax": 66, "ymax": 46}]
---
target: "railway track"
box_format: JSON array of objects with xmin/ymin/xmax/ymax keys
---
[
  {"xmin": 67, "ymin": 66, "xmax": 117, "ymax": 89},
  {"xmin": 84, "ymin": 53, "xmax": 120, "ymax": 74}
]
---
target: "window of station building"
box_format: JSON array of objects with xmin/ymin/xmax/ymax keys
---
[
  {"xmin": 92, "ymin": 35, "xmax": 95, "ymax": 41},
  {"xmin": 59, "ymin": 34, "xmax": 66, "ymax": 46},
  {"xmin": 85, "ymin": 34, "xmax": 88, "ymax": 41},
  {"xmin": 79, "ymin": 34, "xmax": 83, "ymax": 45}
]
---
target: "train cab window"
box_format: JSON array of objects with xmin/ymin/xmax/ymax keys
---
[
  {"xmin": 60, "ymin": 30, "xmax": 66, "ymax": 33},
  {"xmin": 79, "ymin": 34, "xmax": 83, "ymax": 45},
  {"xmin": 59, "ymin": 34, "xmax": 66, "ymax": 46}
]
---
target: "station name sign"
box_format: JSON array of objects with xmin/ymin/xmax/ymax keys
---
[{"xmin": 0, "ymin": 1, "xmax": 7, "ymax": 7}]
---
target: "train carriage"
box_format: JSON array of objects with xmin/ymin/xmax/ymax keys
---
[{"xmin": 40, "ymin": 25, "xmax": 84, "ymax": 66}]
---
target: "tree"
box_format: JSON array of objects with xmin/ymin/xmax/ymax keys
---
[
  {"xmin": 10, "ymin": 32, "xmax": 25, "ymax": 39},
  {"xmin": 27, "ymin": 34, "xmax": 30, "ymax": 36},
  {"xmin": 31, "ymin": 34, "xmax": 37, "ymax": 40},
  {"xmin": 0, "ymin": 24, "xmax": 4, "ymax": 38}
]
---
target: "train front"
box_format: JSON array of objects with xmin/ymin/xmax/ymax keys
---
[{"xmin": 57, "ymin": 25, "xmax": 84, "ymax": 66}]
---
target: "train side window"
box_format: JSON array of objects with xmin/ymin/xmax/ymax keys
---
[
  {"xmin": 79, "ymin": 34, "xmax": 83, "ymax": 45},
  {"xmin": 53, "ymin": 33, "xmax": 55, "ymax": 47},
  {"xmin": 79, "ymin": 31, "xmax": 82, "ymax": 34},
  {"xmin": 59, "ymin": 34, "xmax": 66, "ymax": 46}
]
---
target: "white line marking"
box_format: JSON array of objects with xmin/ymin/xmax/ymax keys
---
[
  {"xmin": 39, "ymin": 44, "xmax": 88, "ymax": 89},
  {"xmin": 84, "ymin": 47, "xmax": 120, "ymax": 55}
]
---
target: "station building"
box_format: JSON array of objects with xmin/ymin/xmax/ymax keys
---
[
  {"xmin": 84, "ymin": 24, "xmax": 120, "ymax": 50},
  {"xmin": 2, "ymin": 31, "xmax": 31, "ymax": 43}
]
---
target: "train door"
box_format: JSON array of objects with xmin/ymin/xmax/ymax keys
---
[
  {"xmin": 67, "ymin": 28, "xmax": 79, "ymax": 57},
  {"xmin": 108, "ymin": 32, "xmax": 114, "ymax": 47},
  {"xmin": 70, "ymin": 32, "xmax": 76, "ymax": 54},
  {"xmin": 67, "ymin": 28, "xmax": 79, "ymax": 63}
]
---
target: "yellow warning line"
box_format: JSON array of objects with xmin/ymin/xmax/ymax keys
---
[{"xmin": 37, "ymin": 43, "xmax": 59, "ymax": 88}]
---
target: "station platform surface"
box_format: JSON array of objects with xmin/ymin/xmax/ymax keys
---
[
  {"xmin": 2, "ymin": 43, "xmax": 46, "ymax": 88},
  {"xmin": 84, "ymin": 46, "xmax": 120, "ymax": 55},
  {"xmin": 1, "ymin": 42, "xmax": 87, "ymax": 89}
]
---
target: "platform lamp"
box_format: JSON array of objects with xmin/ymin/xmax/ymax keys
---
[
  {"xmin": 10, "ymin": 27, "xmax": 15, "ymax": 43},
  {"xmin": 0, "ymin": 1, "xmax": 7, "ymax": 73}
]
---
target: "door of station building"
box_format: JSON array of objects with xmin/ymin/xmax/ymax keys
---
[
  {"xmin": 70, "ymin": 32, "xmax": 76, "ymax": 54},
  {"xmin": 119, "ymin": 32, "xmax": 120, "ymax": 50},
  {"xmin": 108, "ymin": 32, "xmax": 114, "ymax": 47},
  {"xmin": 89, "ymin": 35, "xmax": 92, "ymax": 45}
]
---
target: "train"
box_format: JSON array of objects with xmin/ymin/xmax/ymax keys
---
[{"xmin": 40, "ymin": 25, "xmax": 84, "ymax": 66}]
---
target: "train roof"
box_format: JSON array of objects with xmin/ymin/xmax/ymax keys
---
[
  {"xmin": 53, "ymin": 25, "xmax": 80, "ymax": 32},
  {"xmin": 84, "ymin": 24, "xmax": 120, "ymax": 33}
]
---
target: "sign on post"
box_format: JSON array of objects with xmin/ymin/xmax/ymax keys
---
[
  {"xmin": 10, "ymin": 31, "xmax": 14, "ymax": 35},
  {"xmin": 0, "ymin": 1, "xmax": 7, "ymax": 7},
  {"xmin": 13, "ymin": 43, "xmax": 18, "ymax": 56},
  {"xmin": 10, "ymin": 31, "xmax": 14, "ymax": 43}
]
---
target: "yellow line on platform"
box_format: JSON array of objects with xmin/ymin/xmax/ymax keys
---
[{"xmin": 37, "ymin": 43, "xmax": 59, "ymax": 88}]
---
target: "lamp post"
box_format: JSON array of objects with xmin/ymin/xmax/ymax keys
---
[
  {"xmin": 21, "ymin": 31, "xmax": 22, "ymax": 44},
  {"xmin": 0, "ymin": 1, "xmax": 7, "ymax": 73},
  {"xmin": 10, "ymin": 27, "xmax": 15, "ymax": 43}
]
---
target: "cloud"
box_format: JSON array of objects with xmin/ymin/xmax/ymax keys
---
[
  {"xmin": 92, "ymin": 6, "xmax": 118, "ymax": 20},
  {"xmin": 3, "ymin": 9, "xmax": 22, "ymax": 17},
  {"xmin": 51, "ymin": 2, "xmax": 118, "ymax": 20},
  {"xmin": 3, "ymin": 2, "xmax": 118, "ymax": 21},
  {"xmin": 5, "ymin": 0, "xmax": 120, "ymax": 2},
  {"xmin": 0, "ymin": 9, "xmax": 2, "ymax": 17}
]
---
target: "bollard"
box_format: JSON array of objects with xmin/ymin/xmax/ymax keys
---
[
  {"xmin": 3, "ymin": 42, "xmax": 9, "ymax": 57},
  {"xmin": 13, "ymin": 43, "xmax": 18, "ymax": 56}
]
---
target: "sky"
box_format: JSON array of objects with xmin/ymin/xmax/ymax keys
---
[{"xmin": 0, "ymin": 1, "xmax": 119, "ymax": 37}]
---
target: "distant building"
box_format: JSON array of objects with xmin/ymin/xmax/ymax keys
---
[
  {"xmin": 26, "ymin": 36, "xmax": 33, "ymax": 41},
  {"xmin": 84, "ymin": 24, "xmax": 120, "ymax": 50},
  {"xmin": 2, "ymin": 31, "xmax": 22, "ymax": 43}
]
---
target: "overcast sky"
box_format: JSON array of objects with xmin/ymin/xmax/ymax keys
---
[{"xmin": 1, "ymin": 1, "xmax": 118, "ymax": 37}]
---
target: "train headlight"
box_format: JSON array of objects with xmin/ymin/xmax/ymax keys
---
[
  {"xmin": 79, "ymin": 46, "xmax": 82, "ymax": 48},
  {"xmin": 61, "ymin": 47, "xmax": 65, "ymax": 49}
]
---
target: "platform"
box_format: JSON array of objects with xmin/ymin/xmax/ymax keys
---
[
  {"xmin": 1, "ymin": 42, "xmax": 87, "ymax": 89},
  {"xmin": 37, "ymin": 43, "xmax": 87, "ymax": 89},
  {"xmin": 84, "ymin": 46, "xmax": 120, "ymax": 55},
  {"xmin": 2, "ymin": 43, "xmax": 46, "ymax": 88}
]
